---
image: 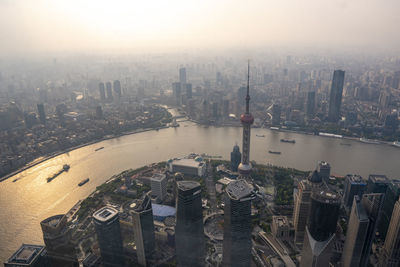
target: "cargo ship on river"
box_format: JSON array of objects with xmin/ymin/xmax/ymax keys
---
[{"xmin": 47, "ymin": 164, "xmax": 70, "ymax": 183}]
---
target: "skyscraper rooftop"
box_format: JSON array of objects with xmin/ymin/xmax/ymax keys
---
[
  {"xmin": 177, "ymin": 180, "xmax": 201, "ymax": 191},
  {"xmin": 5, "ymin": 244, "xmax": 45, "ymax": 266},
  {"xmin": 93, "ymin": 206, "xmax": 119, "ymax": 222},
  {"xmin": 226, "ymin": 179, "xmax": 253, "ymax": 200}
]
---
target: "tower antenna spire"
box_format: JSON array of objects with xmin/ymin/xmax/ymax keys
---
[{"xmin": 246, "ymin": 60, "xmax": 250, "ymax": 113}]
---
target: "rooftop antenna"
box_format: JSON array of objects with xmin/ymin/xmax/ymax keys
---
[{"xmin": 246, "ymin": 60, "xmax": 250, "ymax": 113}]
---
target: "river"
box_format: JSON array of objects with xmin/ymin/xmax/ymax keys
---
[{"xmin": 1, "ymin": 121, "xmax": 400, "ymax": 262}]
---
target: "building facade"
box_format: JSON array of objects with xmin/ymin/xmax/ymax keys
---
[
  {"xmin": 223, "ymin": 179, "xmax": 254, "ymax": 267},
  {"xmin": 131, "ymin": 192, "xmax": 155, "ymax": 266},
  {"xmin": 93, "ymin": 206, "xmax": 124, "ymax": 267},
  {"xmin": 328, "ymin": 70, "xmax": 345, "ymax": 122},
  {"xmin": 343, "ymin": 174, "xmax": 366, "ymax": 211},
  {"xmin": 230, "ymin": 144, "xmax": 241, "ymax": 172},
  {"xmin": 150, "ymin": 173, "xmax": 167, "ymax": 202},
  {"xmin": 175, "ymin": 181, "xmax": 205, "ymax": 267}
]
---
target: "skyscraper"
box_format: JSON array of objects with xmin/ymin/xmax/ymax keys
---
[
  {"xmin": 381, "ymin": 197, "xmax": 400, "ymax": 267},
  {"xmin": 40, "ymin": 214, "xmax": 78, "ymax": 267},
  {"xmin": 300, "ymin": 189, "xmax": 340, "ymax": 267},
  {"xmin": 271, "ymin": 104, "xmax": 281, "ymax": 126},
  {"xmin": 113, "ymin": 80, "xmax": 122, "ymax": 99},
  {"xmin": 105, "ymin": 82, "xmax": 113, "ymax": 102},
  {"xmin": 343, "ymin": 174, "xmax": 367, "ymax": 211},
  {"xmin": 131, "ymin": 192, "xmax": 155, "ymax": 266},
  {"xmin": 379, "ymin": 180, "xmax": 400, "ymax": 238},
  {"xmin": 172, "ymin": 82, "xmax": 181, "ymax": 105},
  {"xmin": 317, "ymin": 161, "xmax": 331, "ymax": 182},
  {"xmin": 93, "ymin": 206, "xmax": 124, "ymax": 267},
  {"xmin": 4, "ymin": 244, "xmax": 48, "ymax": 267},
  {"xmin": 37, "ymin": 103, "xmax": 46, "ymax": 125},
  {"xmin": 367, "ymin": 174, "xmax": 390, "ymax": 194},
  {"xmin": 293, "ymin": 179, "xmax": 312, "ymax": 247},
  {"xmin": 179, "ymin": 67, "xmax": 186, "ymax": 85},
  {"xmin": 186, "ymin": 83, "xmax": 192, "ymax": 99},
  {"xmin": 328, "ymin": 70, "xmax": 345, "ymax": 122},
  {"xmin": 238, "ymin": 63, "xmax": 254, "ymax": 177},
  {"xmin": 175, "ymin": 181, "xmax": 205, "ymax": 267},
  {"xmin": 98, "ymin": 82, "xmax": 106, "ymax": 102},
  {"xmin": 342, "ymin": 193, "xmax": 384, "ymax": 267},
  {"xmin": 150, "ymin": 173, "xmax": 167, "ymax": 202},
  {"xmin": 230, "ymin": 144, "xmax": 241, "ymax": 172},
  {"xmin": 306, "ymin": 91, "xmax": 316, "ymax": 116},
  {"xmin": 222, "ymin": 179, "xmax": 254, "ymax": 267}
]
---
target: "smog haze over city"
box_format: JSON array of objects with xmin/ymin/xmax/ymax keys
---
[{"xmin": 1, "ymin": 1, "xmax": 400, "ymax": 267}]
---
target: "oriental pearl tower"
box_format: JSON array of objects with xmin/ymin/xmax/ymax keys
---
[{"xmin": 238, "ymin": 62, "xmax": 254, "ymax": 177}]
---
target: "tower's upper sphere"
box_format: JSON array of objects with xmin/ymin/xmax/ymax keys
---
[{"xmin": 240, "ymin": 113, "xmax": 254, "ymax": 124}]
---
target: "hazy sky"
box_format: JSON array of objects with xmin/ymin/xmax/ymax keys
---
[{"xmin": 1, "ymin": 0, "xmax": 399, "ymax": 55}]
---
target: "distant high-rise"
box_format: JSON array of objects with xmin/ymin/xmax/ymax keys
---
[
  {"xmin": 113, "ymin": 80, "xmax": 122, "ymax": 99},
  {"xmin": 342, "ymin": 193, "xmax": 384, "ymax": 267},
  {"xmin": 93, "ymin": 206, "xmax": 124, "ymax": 267},
  {"xmin": 105, "ymin": 82, "xmax": 113, "ymax": 102},
  {"xmin": 271, "ymin": 104, "xmax": 281, "ymax": 126},
  {"xmin": 306, "ymin": 91, "xmax": 316, "ymax": 116},
  {"xmin": 381, "ymin": 197, "xmax": 400, "ymax": 267},
  {"xmin": 172, "ymin": 82, "xmax": 181, "ymax": 105},
  {"xmin": 40, "ymin": 214, "xmax": 78, "ymax": 267},
  {"xmin": 95, "ymin": 106, "xmax": 103, "ymax": 119},
  {"xmin": 186, "ymin": 83, "xmax": 192, "ymax": 99},
  {"xmin": 300, "ymin": 189, "xmax": 340, "ymax": 267},
  {"xmin": 175, "ymin": 181, "xmax": 205, "ymax": 267},
  {"xmin": 223, "ymin": 179, "xmax": 254, "ymax": 267},
  {"xmin": 230, "ymin": 144, "xmax": 241, "ymax": 172},
  {"xmin": 131, "ymin": 192, "xmax": 155, "ymax": 266},
  {"xmin": 238, "ymin": 63, "xmax": 254, "ymax": 177},
  {"xmin": 293, "ymin": 179, "xmax": 312, "ymax": 247},
  {"xmin": 328, "ymin": 70, "xmax": 345, "ymax": 122},
  {"xmin": 150, "ymin": 173, "xmax": 167, "ymax": 202},
  {"xmin": 343, "ymin": 174, "xmax": 367, "ymax": 211},
  {"xmin": 4, "ymin": 244, "xmax": 48, "ymax": 267},
  {"xmin": 367, "ymin": 174, "xmax": 390, "ymax": 194},
  {"xmin": 179, "ymin": 67, "xmax": 186, "ymax": 85},
  {"xmin": 379, "ymin": 180, "xmax": 400, "ymax": 239},
  {"xmin": 37, "ymin": 103, "xmax": 46, "ymax": 125},
  {"xmin": 98, "ymin": 82, "xmax": 106, "ymax": 102}
]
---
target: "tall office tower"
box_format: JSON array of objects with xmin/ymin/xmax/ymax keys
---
[
  {"xmin": 306, "ymin": 91, "xmax": 316, "ymax": 116},
  {"xmin": 293, "ymin": 179, "xmax": 312, "ymax": 247},
  {"xmin": 381, "ymin": 197, "xmax": 400, "ymax": 267},
  {"xmin": 379, "ymin": 180, "xmax": 400, "ymax": 239},
  {"xmin": 223, "ymin": 179, "xmax": 255, "ymax": 267},
  {"xmin": 367, "ymin": 174, "xmax": 390, "ymax": 194},
  {"xmin": 113, "ymin": 80, "xmax": 122, "ymax": 99},
  {"xmin": 175, "ymin": 181, "xmax": 205, "ymax": 267},
  {"xmin": 105, "ymin": 82, "xmax": 113, "ymax": 102},
  {"xmin": 223, "ymin": 99, "xmax": 230, "ymax": 117},
  {"xmin": 271, "ymin": 104, "xmax": 281, "ymax": 126},
  {"xmin": 179, "ymin": 67, "xmax": 186, "ymax": 85},
  {"xmin": 99, "ymin": 82, "xmax": 106, "ymax": 102},
  {"xmin": 300, "ymin": 189, "xmax": 340, "ymax": 267},
  {"xmin": 150, "ymin": 173, "xmax": 167, "ymax": 202},
  {"xmin": 328, "ymin": 70, "xmax": 345, "ymax": 122},
  {"xmin": 131, "ymin": 192, "xmax": 155, "ymax": 266},
  {"xmin": 342, "ymin": 193, "xmax": 384, "ymax": 267},
  {"xmin": 317, "ymin": 161, "xmax": 331, "ymax": 182},
  {"xmin": 238, "ymin": 63, "xmax": 254, "ymax": 177},
  {"xmin": 37, "ymin": 103, "xmax": 46, "ymax": 125},
  {"xmin": 172, "ymin": 82, "xmax": 181, "ymax": 105},
  {"xmin": 95, "ymin": 106, "xmax": 103, "ymax": 119},
  {"xmin": 230, "ymin": 144, "xmax": 241, "ymax": 172},
  {"xmin": 93, "ymin": 206, "xmax": 124, "ymax": 267},
  {"xmin": 237, "ymin": 86, "xmax": 246, "ymax": 105},
  {"xmin": 56, "ymin": 103, "xmax": 66, "ymax": 126},
  {"xmin": 4, "ymin": 244, "xmax": 48, "ymax": 267},
  {"xmin": 186, "ymin": 83, "xmax": 192, "ymax": 99},
  {"xmin": 343, "ymin": 174, "xmax": 366, "ymax": 211},
  {"xmin": 40, "ymin": 214, "xmax": 79, "ymax": 267}
]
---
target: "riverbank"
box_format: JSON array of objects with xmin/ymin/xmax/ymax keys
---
[{"xmin": 0, "ymin": 125, "xmax": 170, "ymax": 182}]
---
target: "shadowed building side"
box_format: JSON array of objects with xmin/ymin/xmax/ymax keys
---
[
  {"xmin": 175, "ymin": 181, "xmax": 205, "ymax": 267},
  {"xmin": 40, "ymin": 214, "xmax": 78, "ymax": 267},
  {"xmin": 93, "ymin": 206, "xmax": 124, "ymax": 267},
  {"xmin": 222, "ymin": 179, "xmax": 254, "ymax": 267}
]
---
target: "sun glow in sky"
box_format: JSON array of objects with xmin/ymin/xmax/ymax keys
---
[{"xmin": 1, "ymin": 0, "xmax": 400, "ymax": 55}]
